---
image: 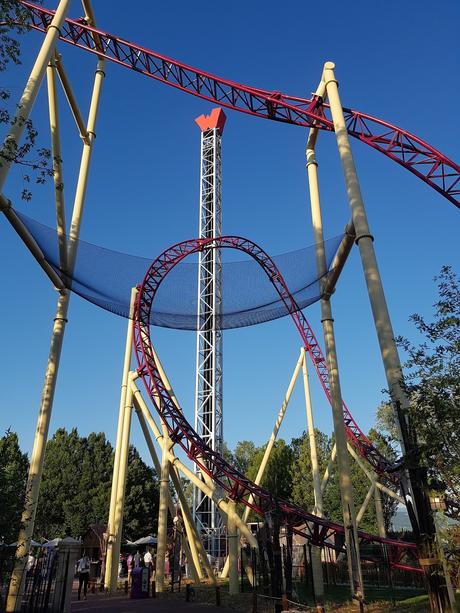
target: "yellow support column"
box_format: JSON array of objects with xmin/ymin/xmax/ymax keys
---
[
  {"xmin": 373, "ymin": 485, "xmax": 386, "ymax": 538},
  {"xmin": 46, "ymin": 58, "xmax": 67, "ymax": 271},
  {"xmin": 301, "ymin": 349, "xmax": 323, "ymax": 517},
  {"xmin": 131, "ymin": 382, "xmax": 257, "ymax": 549},
  {"xmin": 6, "ymin": 44, "xmax": 105, "ymax": 613},
  {"xmin": 108, "ymin": 372, "xmax": 136, "ymax": 592},
  {"xmin": 105, "ymin": 289, "xmax": 137, "ymax": 591},
  {"xmin": 54, "ymin": 52, "xmax": 89, "ymax": 143},
  {"xmin": 227, "ymin": 501, "xmax": 239, "ymax": 594},
  {"xmin": 131, "ymin": 385, "xmax": 216, "ymax": 583},
  {"xmin": 155, "ymin": 422, "xmax": 173, "ymax": 593},
  {"xmin": 306, "ymin": 91, "xmax": 363, "ymax": 601},
  {"xmin": 133, "ymin": 401, "xmax": 202, "ymax": 584},
  {"xmin": 6, "ymin": 291, "xmax": 69, "ymax": 612},
  {"xmin": 136, "ymin": 341, "xmax": 217, "ymax": 580},
  {"xmin": 323, "ymin": 61, "xmax": 453, "ymax": 612},
  {"xmin": 301, "ymin": 350, "xmax": 325, "ymax": 607},
  {"xmin": 346, "ymin": 442, "xmax": 404, "ymax": 505},
  {"xmin": 221, "ymin": 351, "xmax": 302, "ymax": 581},
  {"xmin": 320, "ymin": 444, "xmax": 336, "ymax": 495},
  {"xmin": 356, "ymin": 484, "xmax": 375, "ymax": 527},
  {"xmin": 0, "ymin": 0, "xmax": 71, "ymax": 192},
  {"xmin": 168, "ymin": 466, "xmax": 208, "ymax": 582},
  {"xmin": 242, "ymin": 349, "xmax": 303, "ymax": 523}
]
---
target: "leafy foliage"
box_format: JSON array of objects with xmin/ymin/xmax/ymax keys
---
[
  {"xmin": 378, "ymin": 266, "xmax": 460, "ymax": 499},
  {"xmin": 175, "ymin": 476, "xmax": 193, "ymax": 508},
  {"xmin": 290, "ymin": 428, "xmax": 331, "ymax": 512},
  {"xmin": 225, "ymin": 425, "xmax": 398, "ymax": 534},
  {"xmin": 34, "ymin": 428, "xmax": 160, "ymax": 540},
  {"xmin": 246, "ymin": 439, "xmax": 294, "ymax": 501},
  {"xmin": 0, "ymin": 0, "xmax": 53, "ymax": 200},
  {"xmin": 0, "ymin": 0, "xmax": 27, "ymax": 71},
  {"xmin": 0, "ymin": 429, "xmax": 29, "ymax": 543},
  {"xmin": 123, "ymin": 445, "xmax": 159, "ymax": 540},
  {"xmin": 233, "ymin": 440, "xmax": 257, "ymax": 475},
  {"xmin": 289, "ymin": 429, "xmax": 397, "ymax": 534},
  {"xmin": 367, "ymin": 428, "xmax": 399, "ymax": 529}
]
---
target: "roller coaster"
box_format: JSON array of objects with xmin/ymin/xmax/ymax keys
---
[
  {"xmin": 22, "ymin": 0, "xmax": 460, "ymax": 209},
  {"xmin": 2, "ymin": 1, "xmax": 459, "ymax": 609},
  {"xmin": 133, "ymin": 235, "xmax": 419, "ymax": 570}
]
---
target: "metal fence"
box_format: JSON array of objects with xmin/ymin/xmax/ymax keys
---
[
  {"xmin": 239, "ymin": 540, "xmax": 425, "ymax": 609},
  {"xmin": 0, "ymin": 548, "xmax": 71, "ymax": 613}
]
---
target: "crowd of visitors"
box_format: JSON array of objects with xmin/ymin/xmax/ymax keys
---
[
  {"xmin": 118, "ymin": 548, "xmax": 156, "ymax": 584},
  {"xmin": 117, "ymin": 542, "xmax": 189, "ymax": 586},
  {"xmin": 0, "ymin": 534, "xmax": 187, "ymax": 606}
]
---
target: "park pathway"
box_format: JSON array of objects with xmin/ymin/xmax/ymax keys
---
[{"xmin": 71, "ymin": 592, "xmax": 239, "ymax": 612}]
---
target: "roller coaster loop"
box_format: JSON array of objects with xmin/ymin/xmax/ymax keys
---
[{"xmin": 133, "ymin": 236, "xmax": 420, "ymax": 572}]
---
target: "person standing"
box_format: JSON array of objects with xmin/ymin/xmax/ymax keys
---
[
  {"xmin": 120, "ymin": 553, "xmax": 128, "ymax": 578},
  {"xmin": 25, "ymin": 552, "xmax": 36, "ymax": 576},
  {"xmin": 76, "ymin": 553, "xmax": 90, "ymax": 601},
  {"xmin": 127, "ymin": 552, "xmax": 134, "ymax": 586},
  {"xmin": 144, "ymin": 548, "xmax": 153, "ymax": 572},
  {"xmin": 133, "ymin": 550, "xmax": 141, "ymax": 568}
]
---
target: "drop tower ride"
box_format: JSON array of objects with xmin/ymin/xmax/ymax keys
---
[{"xmin": 193, "ymin": 108, "xmax": 226, "ymax": 558}]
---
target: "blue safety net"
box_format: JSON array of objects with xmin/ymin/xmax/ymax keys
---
[{"xmin": 17, "ymin": 212, "xmax": 343, "ymax": 330}]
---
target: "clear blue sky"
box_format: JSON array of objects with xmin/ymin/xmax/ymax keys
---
[{"xmin": 0, "ymin": 0, "xmax": 459, "ymax": 467}]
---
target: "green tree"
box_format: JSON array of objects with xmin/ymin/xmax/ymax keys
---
[
  {"xmin": 0, "ymin": 0, "xmax": 52, "ymax": 200},
  {"xmin": 401, "ymin": 266, "xmax": 460, "ymax": 498},
  {"xmin": 85, "ymin": 432, "xmax": 114, "ymax": 525},
  {"xmin": 323, "ymin": 448, "xmax": 381, "ymax": 534},
  {"xmin": 222, "ymin": 441, "xmax": 235, "ymax": 466},
  {"xmin": 375, "ymin": 401, "xmax": 400, "ymax": 446},
  {"xmin": 35, "ymin": 428, "xmax": 84, "ymax": 538},
  {"xmin": 290, "ymin": 429, "xmax": 331, "ymax": 512},
  {"xmin": 229, "ymin": 426, "xmax": 397, "ymax": 535},
  {"xmin": 123, "ymin": 445, "xmax": 159, "ymax": 540},
  {"xmin": 0, "ymin": 430, "xmax": 29, "ymax": 543},
  {"xmin": 61, "ymin": 431, "xmax": 113, "ymax": 537},
  {"xmin": 233, "ymin": 440, "xmax": 257, "ymax": 475},
  {"xmin": 35, "ymin": 428, "xmax": 160, "ymax": 540},
  {"xmin": 378, "ymin": 266, "xmax": 460, "ymax": 499},
  {"xmin": 287, "ymin": 429, "xmax": 398, "ymax": 534},
  {"xmin": 246, "ymin": 439, "xmax": 293, "ymax": 501},
  {"xmin": 368, "ymin": 428, "xmax": 399, "ymax": 531}
]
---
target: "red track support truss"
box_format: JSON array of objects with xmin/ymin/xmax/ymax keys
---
[
  {"xmin": 133, "ymin": 236, "xmax": 420, "ymax": 570},
  {"xmin": 21, "ymin": 1, "xmax": 460, "ymax": 208}
]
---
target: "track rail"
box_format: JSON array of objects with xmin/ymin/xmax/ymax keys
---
[
  {"xmin": 19, "ymin": 1, "xmax": 460, "ymax": 506},
  {"xmin": 21, "ymin": 1, "xmax": 460, "ymax": 208},
  {"xmin": 133, "ymin": 236, "xmax": 419, "ymax": 569},
  {"xmin": 18, "ymin": 1, "xmax": 457, "ymax": 529}
]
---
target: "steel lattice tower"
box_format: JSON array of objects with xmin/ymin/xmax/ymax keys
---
[{"xmin": 193, "ymin": 108, "xmax": 226, "ymax": 558}]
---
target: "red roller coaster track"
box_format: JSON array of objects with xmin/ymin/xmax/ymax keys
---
[
  {"xmin": 133, "ymin": 236, "xmax": 420, "ymax": 571},
  {"xmin": 20, "ymin": 2, "xmax": 460, "ymax": 494},
  {"xmin": 19, "ymin": 1, "xmax": 458, "ymax": 560},
  {"xmin": 19, "ymin": 2, "xmax": 410, "ymax": 484},
  {"xmin": 22, "ymin": 1, "xmax": 460, "ymax": 208}
]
